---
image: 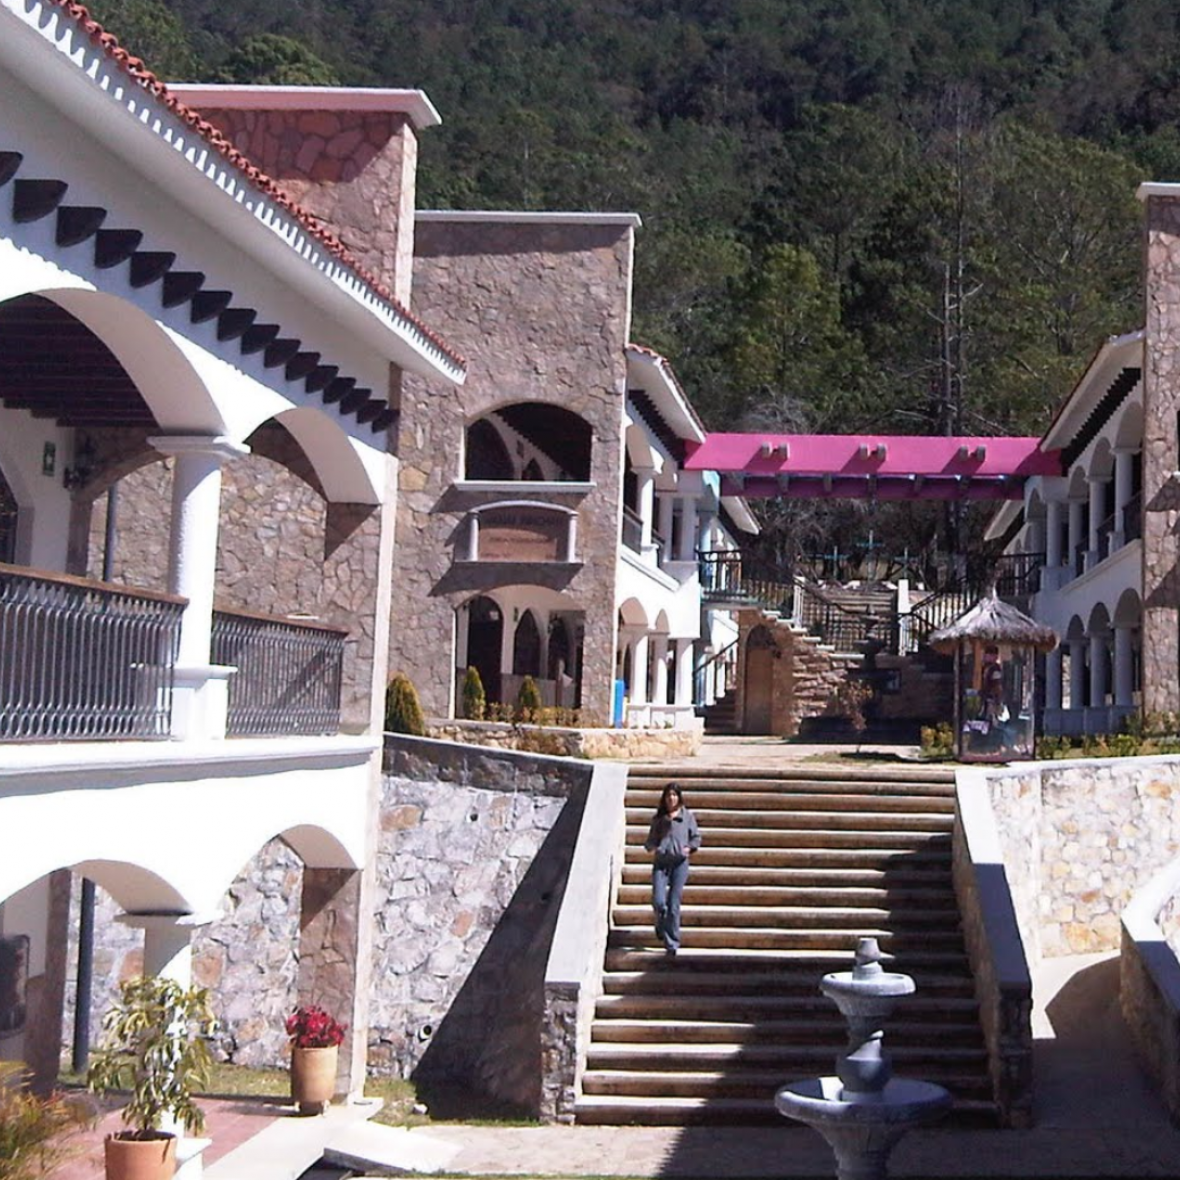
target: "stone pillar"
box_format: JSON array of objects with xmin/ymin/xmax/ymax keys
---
[
  {"xmin": 1141, "ymin": 191, "xmax": 1180, "ymax": 715},
  {"xmin": 1114, "ymin": 448, "xmax": 1134, "ymax": 550},
  {"xmin": 1045, "ymin": 647, "xmax": 1063, "ymax": 711},
  {"xmin": 297, "ymin": 867, "xmax": 372, "ymax": 1100},
  {"xmin": 652, "ymin": 635, "xmax": 669, "ymax": 706},
  {"xmin": 658, "ymin": 494, "xmax": 675, "ymax": 563},
  {"xmin": 674, "ymin": 637, "xmax": 695, "ymax": 707},
  {"xmin": 1114, "ymin": 626, "xmax": 1136, "ymax": 707},
  {"xmin": 630, "ymin": 633, "xmax": 649, "ymax": 706},
  {"xmin": 150, "ymin": 435, "xmax": 249, "ymax": 740},
  {"xmin": 1069, "ymin": 638, "xmax": 1087, "ymax": 711},
  {"xmin": 1087, "ymin": 476, "xmax": 1105, "ymax": 568},
  {"xmin": 677, "ymin": 497, "xmax": 698, "ymax": 562}
]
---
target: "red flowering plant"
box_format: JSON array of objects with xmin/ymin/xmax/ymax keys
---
[{"xmin": 286, "ymin": 1005, "xmax": 347, "ymax": 1049}]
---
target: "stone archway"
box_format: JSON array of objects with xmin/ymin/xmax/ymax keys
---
[{"xmin": 743, "ymin": 625, "xmax": 776, "ymax": 734}]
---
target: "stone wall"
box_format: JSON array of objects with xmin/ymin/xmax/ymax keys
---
[
  {"xmin": 372, "ymin": 737, "xmax": 592, "ymax": 1115},
  {"xmin": 734, "ymin": 610, "xmax": 852, "ymax": 736},
  {"xmin": 424, "ymin": 718, "xmax": 701, "ymax": 761},
  {"xmin": 392, "ymin": 219, "xmax": 633, "ymax": 725},
  {"xmin": 64, "ymin": 840, "xmax": 303, "ymax": 1069},
  {"xmin": 981, "ymin": 756, "xmax": 1180, "ymax": 958}
]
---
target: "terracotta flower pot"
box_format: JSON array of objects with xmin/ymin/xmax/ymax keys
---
[
  {"xmin": 290, "ymin": 1044, "xmax": 338, "ymax": 1114},
  {"xmin": 104, "ymin": 1131, "xmax": 177, "ymax": 1180}
]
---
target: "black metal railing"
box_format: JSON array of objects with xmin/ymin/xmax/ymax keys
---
[
  {"xmin": 212, "ymin": 607, "xmax": 346, "ymax": 737},
  {"xmin": 695, "ymin": 638, "xmax": 738, "ymax": 705},
  {"xmin": 0, "ymin": 563, "xmax": 185, "ymax": 740},
  {"xmin": 1073, "ymin": 541, "xmax": 1087, "ymax": 578},
  {"xmin": 994, "ymin": 552, "xmax": 1043, "ymax": 598},
  {"xmin": 698, "ymin": 551, "xmax": 794, "ymax": 611},
  {"xmin": 796, "ymin": 581, "xmax": 893, "ymax": 653},
  {"xmin": 903, "ymin": 585, "xmax": 977, "ymax": 649},
  {"xmin": 1124, "ymin": 493, "xmax": 1142, "ymax": 543}
]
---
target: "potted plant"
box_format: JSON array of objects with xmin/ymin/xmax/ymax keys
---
[
  {"xmin": 87, "ymin": 976, "xmax": 215, "ymax": 1180},
  {"xmin": 0, "ymin": 1060, "xmax": 92, "ymax": 1180},
  {"xmin": 285, "ymin": 1005, "xmax": 346, "ymax": 1115}
]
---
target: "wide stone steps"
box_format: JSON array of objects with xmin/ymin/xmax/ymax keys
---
[
  {"xmin": 616, "ymin": 883, "xmax": 957, "ymax": 908},
  {"xmin": 576, "ymin": 764, "xmax": 992, "ymax": 1127}
]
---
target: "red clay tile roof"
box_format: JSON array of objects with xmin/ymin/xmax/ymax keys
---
[{"xmin": 48, "ymin": 1, "xmax": 466, "ymax": 372}]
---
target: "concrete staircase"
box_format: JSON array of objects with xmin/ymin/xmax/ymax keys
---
[{"xmin": 575, "ymin": 764, "xmax": 994, "ymax": 1126}]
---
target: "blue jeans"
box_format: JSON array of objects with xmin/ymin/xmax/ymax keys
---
[{"xmin": 652, "ymin": 856, "xmax": 690, "ymax": 952}]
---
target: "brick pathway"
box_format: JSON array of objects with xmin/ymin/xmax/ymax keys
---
[{"xmin": 52, "ymin": 1096, "xmax": 287, "ymax": 1180}]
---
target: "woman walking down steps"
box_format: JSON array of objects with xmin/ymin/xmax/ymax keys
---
[{"xmin": 644, "ymin": 782, "xmax": 702, "ymax": 956}]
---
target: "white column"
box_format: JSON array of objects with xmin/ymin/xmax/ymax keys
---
[
  {"xmin": 1114, "ymin": 626, "xmax": 1135, "ymax": 707},
  {"xmin": 1046, "ymin": 501, "xmax": 1063, "ymax": 568},
  {"xmin": 674, "ymin": 638, "xmax": 695, "ymax": 707},
  {"xmin": 1068, "ymin": 638, "xmax": 1087, "ymax": 711},
  {"xmin": 1045, "ymin": 647, "xmax": 1063, "ymax": 711},
  {"xmin": 630, "ymin": 633, "xmax": 650, "ymax": 706},
  {"xmin": 698, "ymin": 509, "xmax": 717, "ymax": 555},
  {"xmin": 658, "ymin": 494, "xmax": 675, "ymax": 563},
  {"xmin": 1113, "ymin": 449, "xmax": 1134, "ymax": 550},
  {"xmin": 1088, "ymin": 631, "xmax": 1108, "ymax": 711},
  {"xmin": 466, "ymin": 512, "xmax": 480, "ymax": 561},
  {"xmin": 1068, "ymin": 499, "xmax": 1085, "ymax": 577},
  {"xmin": 150, "ymin": 435, "xmax": 249, "ymax": 740},
  {"xmin": 635, "ymin": 465, "xmax": 656, "ymax": 555},
  {"xmin": 651, "ymin": 635, "xmax": 669, "ymax": 706},
  {"xmin": 677, "ymin": 497, "xmax": 698, "ymax": 562},
  {"xmin": 1087, "ymin": 476, "xmax": 1105, "ymax": 568},
  {"xmin": 564, "ymin": 513, "xmax": 578, "ymax": 563}
]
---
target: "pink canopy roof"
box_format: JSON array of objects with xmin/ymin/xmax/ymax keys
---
[{"xmin": 684, "ymin": 434, "xmax": 1060, "ymax": 501}]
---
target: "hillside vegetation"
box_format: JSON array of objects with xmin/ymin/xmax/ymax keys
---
[{"xmin": 86, "ymin": 0, "xmax": 1170, "ymax": 564}]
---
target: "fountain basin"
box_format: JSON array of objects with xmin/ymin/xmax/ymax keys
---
[{"xmin": 776, "ymin": 1075, "xmax": 952, "ymax": 1124}]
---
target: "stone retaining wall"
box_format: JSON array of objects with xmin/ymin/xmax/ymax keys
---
[
  {"xmin": 981, "ymin": 756, "xmax": 1180, "ymax": 958},
  {"xmin": 425, "ymin": 718, "xmax": 701, "ymax": 761}
]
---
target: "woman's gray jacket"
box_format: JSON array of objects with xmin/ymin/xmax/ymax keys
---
[{"xmin": 644, "ymin": 808, "xmax": 702, "ymax": 864}]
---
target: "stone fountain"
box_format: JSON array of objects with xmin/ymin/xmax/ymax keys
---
[{"xmin": 776, "ymin": 937, "xmax": 952, "ymax": 1180}]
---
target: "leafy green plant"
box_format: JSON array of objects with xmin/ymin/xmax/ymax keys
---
[
  {"xmin": 87, "ymin": 976, "xmax": 216, "ymax": 1138},
  {"xmin": 384, "ymin": 673, "xmax": 425, "ymax": 736},
  {"xmin": 0, "ymin": 1061, "xmax": 92, "ymax": 1180},
  {"xmin": 920, "ymin": 721, "xmax": 956, "ymax": 759},
  {"xmin": 460, "ymin": 666, "xmax": 486, "ymax": 721},
  {"xmin": 515, "ymin": 675, "xmax": 542, "ymax": 722}
]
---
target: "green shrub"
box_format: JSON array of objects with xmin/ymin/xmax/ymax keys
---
[
  {"xmin": 461, "ymin": 666, "xmax": 486, "ymax": 721},
  {"xmin": 920, "ymin": 721, "xmax": 955, "ymax": 760},
  {"xmin": 385, "ymin": 673, "xmax": 425, "ymax": 736},
  {"xmin": 515, "ymin": 675, "xmax": 542, "ymax": 722},
  {"xmin": 0, "ymin": 1061, "xmax": 92, "ymax": 1180}
]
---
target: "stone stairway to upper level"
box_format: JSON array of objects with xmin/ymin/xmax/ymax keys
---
[{"xmin": 575, "ymin": 763, "xmax": 995, "ymax": 1126}]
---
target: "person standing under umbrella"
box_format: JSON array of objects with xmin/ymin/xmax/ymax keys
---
[{"xmin": 644, "ymin": 782, "xmax": 702, "ymax": 957}]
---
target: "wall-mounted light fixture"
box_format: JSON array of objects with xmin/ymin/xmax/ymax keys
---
[{"xmin": 63, "ymin": 433, "xmax": 97, "ymax": 490}]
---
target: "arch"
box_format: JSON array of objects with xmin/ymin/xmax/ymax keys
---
[
  {"xmin": 743, "ymin": 625, "xmax": 776, "ymax": 734},
  {"xmin": 1088, "ymin": 437, "xmax": 1114, "ymax": 480},
  {"xmin": 274, "ymin": 824, "xmax": 358, "ymax": 871},
  {"xmin": 547, "ymin": 616, "xmax": 572, "ymax": 682},
  {"xmin": 618, "ymin": 597, "xmax": 650, "ymax": 629},
  {"xmin": 274, "ymin": 406, "xmax": 380, "ymax": 504},
  {"xmin": 512, "ymin": 610, "xmax": 542, "ymax": 677},
  {"xmin": 1065, "ymin": 614, "xmax": 1087, "ymax": 642},
  {"xmin": 1114, "ymin": 401, "xmax": 1144, "ymax": 452},
  {"xmin": 63, "ymin": 859, "xmax": 188, "ymax": 914},
  {"xmin": 465, "ymin": 402, "xmax": 592, "ymax": 482},
  {"xmin": 654, "ymin": 610, "xmax": 671, "ymax": 636},
  {"xmin": 1087, "ymin": 602, "xmax": 1112, "ymax": 637},
  {"xmin": 37, "ymin": 289, "xmax": 225, "ymax": 435},
  {"xmin": 1067, "ymin": 466, "xmax": 1089, "ymax": 501},
  {"xmin": 465, "ymin": 418, "xmax": 514, "ymax": 480},
  {"xmin": 1114, "ymin": 588, "xmax": 1142, "ymax": 629},
  {"xmin": 463, "ymin": 595, "xmax": 504, "ymax": 703}
]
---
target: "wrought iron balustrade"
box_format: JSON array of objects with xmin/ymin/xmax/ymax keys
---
[
  {"xmin": 0, "ymin": 563, "xmax": 184, "ymax": 740},
  {"xmin": 212, "ymin": 606, "xmax": 346, "ymax": 737},
  {"xmin": 994, "ymin": 552, "xmax": 1043, "ymax": 597}
]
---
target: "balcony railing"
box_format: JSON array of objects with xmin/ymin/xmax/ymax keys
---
[
  {"xmin": 211, "ymin": 606, "xmax": 347, "ymax": 737},
  {"xmin": 994, "ymin": 552, "xmax": 1043, "ymax": 598},
  {"xmin": 0, "ymin": 563, "xmax": 184, "ymax": 740},
  {"xmin": 621, "ymin": 505, "xmax": 643, "ymax": 554}
]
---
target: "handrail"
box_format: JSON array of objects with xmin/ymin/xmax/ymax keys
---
[
  {"xmin": 212, "ymin": 601, "xmax": 349, "ymax": 635},
  {"xmin": 0, "ymin": 561, "xmax": 186, "ymax": 606}
]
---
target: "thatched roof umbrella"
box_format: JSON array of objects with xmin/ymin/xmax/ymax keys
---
[
  {"xmin": 928, "ymin": 591, "xmax": 1058, "ymax": 657},
  {"xmin": 929, "ymin": 590, "xmax": 1057, "ymax": 760}
]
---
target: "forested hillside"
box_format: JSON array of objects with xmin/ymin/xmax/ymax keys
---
[{"xmin": 85, "ymin": 0, "xmax": 1174, "ymax": 562}]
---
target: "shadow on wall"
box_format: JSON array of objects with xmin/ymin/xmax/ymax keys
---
[{"xmin": 410, "ymin": 788, "xmax": 588, "ymax": 1119}]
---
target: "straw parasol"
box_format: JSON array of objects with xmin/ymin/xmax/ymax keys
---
[{"xmin": 928, "ymin": 590, "xmax": 1058, "ymax": 655}]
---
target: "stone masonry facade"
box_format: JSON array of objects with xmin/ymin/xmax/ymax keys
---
[
  {"xmin": 390, "ymin": 219, "xmax": 633, "ymax": 724},
  {"xmin": 1142, "ymin": 195, "xmax": 1180, "ymax": 717}
]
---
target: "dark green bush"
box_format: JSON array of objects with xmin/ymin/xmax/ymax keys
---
[
  {"xmin": 461, "ymin": 666, "xmax": 486, "ymax": 721},
  {"xmin": 385, "ymin": 673, "xmax": 425, "ymax": 736}
]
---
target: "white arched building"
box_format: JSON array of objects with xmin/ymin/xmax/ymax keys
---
[
  {"xmin": 987, "ymin": 332, "xmax": 1144, "ymax": 736},
  {"xmin": 0, "ymin": 0, "xmax": 463, "ymax": 1104}
]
